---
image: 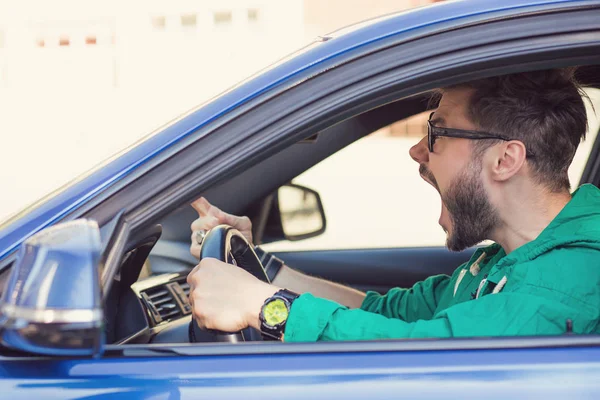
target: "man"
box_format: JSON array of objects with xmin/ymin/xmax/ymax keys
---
[{"xmin": 187, "ymin": 69, "xmax": 600, "ymax": 342}]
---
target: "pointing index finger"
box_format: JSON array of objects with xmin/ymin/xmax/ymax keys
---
[{"xmin": 191, "ymin": 197, "xmax": 210, "ymax": 216}]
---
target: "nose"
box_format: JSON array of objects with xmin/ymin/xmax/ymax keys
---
[{"xmin": 409, "ymin": 135, "xmax": 429, "ymax": 164}]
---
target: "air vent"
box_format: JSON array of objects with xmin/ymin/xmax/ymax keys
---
[
  {"xmin": 143, "ymin": 286, "xmax": 182, "ymax": 322},
  {"xmin": 179, "ymin": 281, "xmax": 190, "ymax": 298},
  {"xmin": 172, "ymin": 280, "xmax": 192, "ymax": 315}
]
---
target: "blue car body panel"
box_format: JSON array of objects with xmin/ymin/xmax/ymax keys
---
[
  {"xmin": 0, "ymin": 0, "xmax": 592, "ymax": 262},
  {"xmin": 2, "ymin": 346, "xmax": 600, "ymax": 399}
]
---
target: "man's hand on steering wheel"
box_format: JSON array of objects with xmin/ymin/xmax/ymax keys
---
[
  {"xmin": 187, "ymin": 258, "xmax": 279, "ymax": 332},
  {"xmin": 190, "ymin": 197, "xmax": 253, "ymax": 259}
]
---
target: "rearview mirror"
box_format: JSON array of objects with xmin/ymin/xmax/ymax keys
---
[{"xmin": 0, "ymin": 219, "xmax": 104, "ymax": 356}]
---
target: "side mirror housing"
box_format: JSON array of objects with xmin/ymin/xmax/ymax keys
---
[
  {"xmin": 260, "ymin": 183, "xmax": 326, "ymax": 243},
  {"xmin": 0, "ymin": 219, "xmax": 104, "ymax": 356}
]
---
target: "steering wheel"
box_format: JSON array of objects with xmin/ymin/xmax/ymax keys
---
[{"xmin": 188, "ymin": 224, "xmax": 270, "ymax": 343}]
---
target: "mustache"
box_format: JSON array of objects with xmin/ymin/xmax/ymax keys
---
[{"xmin": 419, "ymin": 164, "xmax": 439, "ymax": 192}]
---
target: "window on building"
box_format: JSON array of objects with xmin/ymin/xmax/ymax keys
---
[
  {"xmin": 181, "ymin": 14, "xmax": 197, "ymax": 28},
  {"xmin": 247, "ymin": 9, "xmax": 259, "ymax": 22},
  {"xmin": 152, "ymin": 16, "xmax": 166, "ymax": 30},
  {"xmin": 214, "ymin": 11, "xmax": 232, "ymax": 25}
]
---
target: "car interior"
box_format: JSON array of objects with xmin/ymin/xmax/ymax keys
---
[{"xmin": 99, "ymin": 64, "xmax": 600, "ymax": 346}]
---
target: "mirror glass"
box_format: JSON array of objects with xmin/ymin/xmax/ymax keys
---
[
  {"xmin": 278, "ymin": 185, "xmax": 324, "ymax": 239},
  {"xmin": 0, "ymin": 219, "xmax": 104, "ymax": 356}
]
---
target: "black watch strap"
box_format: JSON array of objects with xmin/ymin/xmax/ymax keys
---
[{"xmin": 254, "ymin": 246, "xmax": 284, "ymax": 283}]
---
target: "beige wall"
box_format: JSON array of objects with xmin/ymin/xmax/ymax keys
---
[
  {"xmin": 0, "ymin": 0, "xmax": 440, "ymax": 223},
  {"xmin": 303, "ymin": 0, "xmax": 434, "ymax": 39}
]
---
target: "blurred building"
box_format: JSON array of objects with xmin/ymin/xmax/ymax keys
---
[
  {"xmin": 0, "ymin": 0, "xmax": 436, "ymax": 220},
  {"xmin": 0, "ymin": 1, "xmax": 304, "ymax": 93},
  {"xmin": 0, "ymin": 0, "xmax": 435, "ymax": 92}
]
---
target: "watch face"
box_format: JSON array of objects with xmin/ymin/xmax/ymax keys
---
[{"xmin": 263, "ymin": 298, "xmax": 289, "ymax": 327}]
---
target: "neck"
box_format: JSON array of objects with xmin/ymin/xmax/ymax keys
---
[{"xmin": 490, "ymin": 185, "xmax": 571, "ymax": 254}]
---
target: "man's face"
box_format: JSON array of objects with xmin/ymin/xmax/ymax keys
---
[{"xmin": 409, "ymin": 88, "xmax": 500, "ymax": 251}]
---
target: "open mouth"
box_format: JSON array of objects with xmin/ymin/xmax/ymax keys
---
[
  {"xmin": 419, "ymin": 164, "xmax": 439, "ymax": 193},
  {"xmin": 419, "ymin": 164, "xmax": 449, "ymax": 232}
]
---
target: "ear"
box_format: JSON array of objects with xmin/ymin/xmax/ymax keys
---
[{"xmin": 489, "ymin": 141, "xmax": 527, "ymax": 182}]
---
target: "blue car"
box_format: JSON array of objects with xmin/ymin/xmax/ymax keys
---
[{"xmin": 2, "ymin": 0, "xmax": 600, "ymax": 398}]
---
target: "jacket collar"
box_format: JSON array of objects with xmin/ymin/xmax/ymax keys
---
[{"xmin": 471, "ymin": 184, "xmax": 600, "ymax": 278}]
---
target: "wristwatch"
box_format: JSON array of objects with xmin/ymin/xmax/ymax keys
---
[{"xmin": 259, "ymin": 289, "xmax": 299, "ymax": 340}]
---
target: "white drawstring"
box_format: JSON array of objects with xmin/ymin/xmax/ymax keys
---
[
  {"xmin": 492, "ymin": 276, "xmax": 508, "ymax": 294},
  {"xmin": 470, "ymin": 252, "xmax": 486, "ymax": 276},
  {"xmin": 475, "ymin": 278, "xmax": 487, "ymax": 299},
  {"xmin": 454, "ymin": 252, "xmax": 486, "ymax": 297},
  {"xmin": 454, "ymin": 269, "xmax": 467, "ymax": 297}
]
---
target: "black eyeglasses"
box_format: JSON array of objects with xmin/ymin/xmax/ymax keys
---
[{"xmin": 427, "ymin": 112, "xmax": 535, "ymax": 157}]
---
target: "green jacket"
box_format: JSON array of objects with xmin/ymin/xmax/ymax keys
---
[{"xmin": 284, "ymin": 184, "xmax": 600, "ymax": 342}]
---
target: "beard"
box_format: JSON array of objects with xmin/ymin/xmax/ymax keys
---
[{"xmin": 441, "ymin": 158, "xmax": 500, "ymax": 252}]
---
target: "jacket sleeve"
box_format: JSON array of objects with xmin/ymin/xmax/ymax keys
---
[
  {"xmin": 283, "ymin": 290, "xmax": 579, "ymax": 342},
  {"xmin": 360, "ymin": 274, "xmax": 452, "ymax": 322}
]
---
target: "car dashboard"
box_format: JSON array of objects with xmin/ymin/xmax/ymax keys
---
[{"xmin": 108, "ymin": 271, "xmax": 224, "ymax": 345}]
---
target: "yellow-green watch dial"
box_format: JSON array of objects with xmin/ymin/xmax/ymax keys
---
[{"xmin": 263, "ymin": 298, "xmax": 289, "ymax": 326}]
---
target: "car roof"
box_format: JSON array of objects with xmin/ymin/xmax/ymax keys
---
[{"xmin": 0, "ymin": 0, "xmax": 592, "ymax": 262}]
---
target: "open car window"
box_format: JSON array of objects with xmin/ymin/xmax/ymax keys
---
[{"xmin": 263, "ymin": 87, "xmax": 600, "ymax": 252}]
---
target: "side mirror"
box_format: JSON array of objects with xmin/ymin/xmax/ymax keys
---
[
  {"xmin": 278, "ymin": 184, "xmax": 326, "ymax": 241},
  {"xmin": 258, "ymin": 184, "xmax": 326, "ymax": 243},
  {"xmin": 0, "ymin": 219, "xmax": 104, "ymax": 356}
]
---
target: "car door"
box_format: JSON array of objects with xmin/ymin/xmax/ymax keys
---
[{"xmin": 3, "ymin": 339, "xmax": 600, "ymax": 399}]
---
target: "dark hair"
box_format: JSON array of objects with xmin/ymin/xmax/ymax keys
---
[{"xmin": 432, "ymin": 69, "xmax": 589, "ymax": 192}]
